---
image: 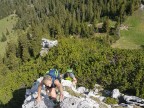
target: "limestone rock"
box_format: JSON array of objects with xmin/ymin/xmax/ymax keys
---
[
  {"xmin": 22, "ymin": 95, "xmax": 55, "ymax": 108},
  {"xmin": 112, "ymin": 89, "xmax": 121, "ymax": 99},
  {"xmin": 124, "ymin": 95, "xmax": 144, "ymax": 107},
  {"xmin": 61, "ymin": 79, "xmax": 73, "ymax": 88},
  {"xmin": 60, "ymin": 97, "xmax": 99, "ymax": 108},
  {"xmin": 77, "ymin": 87, "xmax": 88, "ymax": 94},
  {"xmin": 94, "ymin": 84, "xmax": 104, "ymax": 92},
  {"xmin": 40, "ymin": 38, "xmax": 58, "ymax": 56},
  {"xmin": 23, "ymin": 78, "xmax": 130, "ymax": 108},
  {"xmin": 41, "ymin": 38, "xmax": 58, "ymax": 49},
  {"xmin": 141, "ymin": 4, "xmax": 144, "ymax": 10}
]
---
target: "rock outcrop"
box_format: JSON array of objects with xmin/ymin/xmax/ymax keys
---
[
  {"xmin": 41, "ymin": 38, "xmax": 58, "ymax": 49},
  {"xmin": 40, "ymin": 38, "xmax": 58, "ymax": 56},
  {"xmin": 22, "ymin": 77, "xmax": 144, "ymax": 108},
  {"xmin": 141, "ymin": 4, "xmax": 144, "ymax": 10},
  {"xmin": 22, "ymin": 78, "xmax": 110, "ymax": 108},
  {"xmin": 124, "ymin": 95, "xmax": 144, "ymax": 107},
  {"xmin": 112, "ymin": 89, "xmax": 121, "ymax": 99}
]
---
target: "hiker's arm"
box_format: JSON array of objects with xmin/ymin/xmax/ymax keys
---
[
  {"xmin": 37, "ymin": 81, "xmax": 43, "ymax": 102},
  {"xmin": 73, "ymin": 77, "xmax": 77, "ymax": 82},
  {"xmin": 54, "ymin": 79, "xmax": 64, "ymax": 101},
  {"xmin": 69, "ymin": 73, "xmax": 77, "ymax": 84},
  {"xmin": 60, "ymin": 74, "xmax": 64, "ymax": 79},
  {"xmin": 55, "ymin": 79, "xmax": 63, "ymax": 94}
]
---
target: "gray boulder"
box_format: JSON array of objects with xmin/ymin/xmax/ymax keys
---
[
  {"xmin": 41, "ymin": 38, "xmax": 58, "ymax": 49},
  {"xmin": 77, "ymin": 87, "xmax": 88, "ymax": 94},
  {"xmin": 124, "ymin": 95, "xmax": 144, "ymax": 107},
  {"xmin": 112, "ymin": 89, "xmax": 121, "ymax": 99},
  {"xmin": 40, "ymin": 38, "xmax": 58, "ymax": 56},
  {"xmin": 22, "ymin": 95, "xmax": 55, "ymax": 108}
]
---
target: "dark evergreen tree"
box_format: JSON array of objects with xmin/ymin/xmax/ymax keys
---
[
  {"xmin": 102, "ymin": 17, "xmax": 110, "ymax": 34},
  {"xmin": 1, "ymin": 33, "xmax": 7, "ymax": 42}
]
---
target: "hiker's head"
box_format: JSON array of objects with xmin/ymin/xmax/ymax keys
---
[
  {"xmin": 43, "ymin": 75, "xmax": 52, "ymax": 87},
  {"xmin": 64, "ymin": 72, "xmax": 70, "ymax": 79}
]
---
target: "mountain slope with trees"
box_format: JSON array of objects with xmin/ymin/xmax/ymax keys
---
[
  {"xmin": 0, "ymin": 0, "xmax": 144, "ymax": 108},
  {"xmin": 0, "ymin": 0, "xmax": 141, "ymax": 37}
]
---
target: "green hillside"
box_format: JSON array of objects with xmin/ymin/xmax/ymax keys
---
[
  {"xmin": 112, "ymin": 9, "xmax": 144, "ymax": 49},
  {"xmin": 0, "ymin": 14, "xmax": 18, "ymax": 57}
]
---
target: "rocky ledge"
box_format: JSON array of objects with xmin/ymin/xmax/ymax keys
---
[{"xmin": 22, "ymin": 77, "xmax": 144, "ymax": 108}]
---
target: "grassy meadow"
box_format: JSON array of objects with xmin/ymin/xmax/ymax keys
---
[
  {"xmin": 0, "ymin": 14, "xmax": 18, "ymax": 57},
  {"xmin": 112, "ymin": 9, "xmax": 144, "ymax": 49}
]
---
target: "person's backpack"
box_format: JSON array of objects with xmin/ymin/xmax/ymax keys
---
[
  {"xmin": 46, "ymin": 69, "xmax": 60, "ymax": 80},
  {"xmin": 65, "ymin": 76, "xmax": 72, "ymax": 81},
  {"xmin": 63, "ymin": 69, "xmax": 73, "ymax": 81}
]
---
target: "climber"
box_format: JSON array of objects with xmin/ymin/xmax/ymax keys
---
[
  {"xmin": 37, "ymin": 69, "xmax": 64, "ymax": 103},
  {"xmin": 61, "ymin": 68, "xmax": 77, "ymax": 87}
]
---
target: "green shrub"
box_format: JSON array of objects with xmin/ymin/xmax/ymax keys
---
[{"xmin": 105, "ymin": 97, "xmax": 118, "ymax": 104}]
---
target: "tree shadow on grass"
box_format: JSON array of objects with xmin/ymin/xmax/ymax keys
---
[
  {"xmin": 0, "ymin": 88, "xmax": 26, "ymax": 108},
  {"xmin": 140, "ymin": 45, "xmax": 144, "ymax": 49}
]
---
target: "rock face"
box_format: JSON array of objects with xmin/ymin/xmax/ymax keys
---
[
  {"xmin": 112, "ymin": 89, "xmax": 121, "ymax": 99},
  {"xmin": 60, "ymin": 97, "xmax": 99, "ymax": 108},
  {"xmin": 77, "ymin": 87, "xmax": 88, "ymax": 94},
  {"xmin": 41, "ymin": 38, "xmax": 58, "ymax": 49},
  {"xmin": 40, "ymin": 38, "xmax": 58, "ymax": 56},
  {"xmin": 23, "ymin": 94, "xmax": 56, "ymax": 108},
  {"xmin": 22, "ymin": 78, "xmax": 107, "ymax": 108},
  {"xmin": 141, "ymin": 4, "xmax": 144, "ymax": 10},
  {"xmin": 124, "ymin": 95, "xmax": 144, "ymax": 107},
  {"xmin": 22, "ymin": 78, "xmax": 144, "ymax": 108}
]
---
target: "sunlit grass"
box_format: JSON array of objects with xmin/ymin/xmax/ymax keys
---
[
  {"xmin": 112, "ymin": 9, "xmax": 144, "ymax": 49},
  {"xmin": 0, "ymin": 14, "xmax": 18, "ymax": 57}
]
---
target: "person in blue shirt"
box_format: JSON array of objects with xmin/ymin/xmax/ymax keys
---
[{"xmin": 37, "ymin": 69, "xmax": 64, "ymax": 103}]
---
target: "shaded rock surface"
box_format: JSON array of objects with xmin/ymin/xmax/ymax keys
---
[{"xmin": 123, "ymin": 95, "xmax": 144, "ymax": 107}]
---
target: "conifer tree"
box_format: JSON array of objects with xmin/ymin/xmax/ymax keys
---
[
  {"xmin": 6, "ymin": 28, "xmax": 9, "ymax": 35},
  {"xmin": 1, "ymin": 33, "xmax": 7, "ymax": 42},
  {"xmin": 102, "ymin": 17, "xmax": 110, "ymax": 34}
]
